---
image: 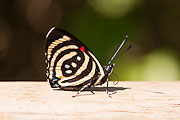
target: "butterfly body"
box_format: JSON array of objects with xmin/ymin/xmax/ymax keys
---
[{"xmin": 45, "ymin": 27, "xmax": 112, "ymax": 91}]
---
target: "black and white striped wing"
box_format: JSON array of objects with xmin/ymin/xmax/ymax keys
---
[{"xmin": 45, "ymin": 27, "xmax": 105, "ymax": 88}]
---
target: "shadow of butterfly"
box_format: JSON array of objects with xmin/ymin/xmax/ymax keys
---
[{"xmin": 45, "ymin": 27, "xmax": 129, "ymax": 97}]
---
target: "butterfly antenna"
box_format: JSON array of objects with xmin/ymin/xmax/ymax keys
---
[
  {"xmin": 113, "ymin": 44, "xmax": 132, "ymax": 62},
  {"xmin": 108, "ymin": 35, "xmax": 128, "ymax": 65}
]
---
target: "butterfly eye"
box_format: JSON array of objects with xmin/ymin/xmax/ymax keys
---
[
  {"xmin": 71, "ymin": 62, "xmax": 77, "ymax": 68},
  {"xmin": 77, "ymin": 56, "xmax": 81, "ymax": 61}
]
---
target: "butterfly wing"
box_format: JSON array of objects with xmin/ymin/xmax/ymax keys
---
[{"xmin": 45, "ymin": 27, "xmax": 105, "ymax": 89}]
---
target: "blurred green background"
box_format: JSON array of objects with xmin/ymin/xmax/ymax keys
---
[{"xmin": 0, "ymin": 0, "xmax": 179, "ymax": 81}]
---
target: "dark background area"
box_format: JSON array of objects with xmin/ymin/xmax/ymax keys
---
[{"xmin": 0, "ymin": 0, "xmax": 179, "ymax": 81}]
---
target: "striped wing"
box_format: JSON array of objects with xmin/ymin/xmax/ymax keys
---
[{"xmin": 45, "ymin": 27, "xmax": 105, "ymax": 88}]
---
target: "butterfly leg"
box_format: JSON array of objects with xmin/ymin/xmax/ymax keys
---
[
  {"xmin": 106, "ymin": 78, "xmax": 112, "ymax": 98},
  {"xmin": 106, "ymin": 78, "xmax": 109, "ymax": 94},
  {"xmin": 72, "ymin": 84, "xmax": 89, "ymax": 98},
  {"xmin": 89, "ymin": 80, "xmax": 96, "ymax": 95},
  {"xmin": 106, "ymin": 78, "xmax": 117, "ymax": 98},
  {"xmin": 90, "ymin": 89, "xmax": 95, "ymax": 94}
]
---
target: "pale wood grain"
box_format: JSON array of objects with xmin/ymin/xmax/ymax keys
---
[{"xmin": 0, "ymin": 81, "xmax": 180, "ymax": 120}]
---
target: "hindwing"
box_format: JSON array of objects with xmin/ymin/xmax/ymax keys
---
[{"xmin": 45, "ymin": 27, "xmax": 105, "ymax": 88}]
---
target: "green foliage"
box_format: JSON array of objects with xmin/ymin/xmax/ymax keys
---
[{"xmin": 0, "ymin": 1, "xmax": 179, "ymax": 81}]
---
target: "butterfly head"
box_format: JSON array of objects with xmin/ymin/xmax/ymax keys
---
[{"xmin": 103, "ymin": 63, "xmax": 115, "ymax": 76}]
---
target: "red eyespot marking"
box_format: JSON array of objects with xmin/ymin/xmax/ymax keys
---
[{"xmin": 80, "ymin": 46, "xmax": 85, "ymax": 53}]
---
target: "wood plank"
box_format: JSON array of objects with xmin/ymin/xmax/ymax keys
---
[{"xmin": 0, "ymin": 81, "xmax": 180, "ymax": 120}]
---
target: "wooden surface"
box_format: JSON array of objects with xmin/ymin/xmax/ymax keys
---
[{"xmin": 0, "ymin": 81, "xmax": 180, "ymax": 120}]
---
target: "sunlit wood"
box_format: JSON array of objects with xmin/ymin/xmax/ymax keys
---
[{"xmin": 0, "ymin": 81, "xmax": 180, "ymax": 120}]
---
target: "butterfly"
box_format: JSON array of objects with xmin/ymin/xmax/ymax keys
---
[{"xmin": 45, "ymin": 27, "xmax": 129, "ymax": 97}]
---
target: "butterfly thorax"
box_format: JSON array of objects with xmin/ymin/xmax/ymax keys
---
[
  {"xmin": 97, "ymin": 64, "xmax": 114, "ymax": 85},
  {"xmin": 103, "ymin": 64, "xmax": 114, "ymax": 76}
]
